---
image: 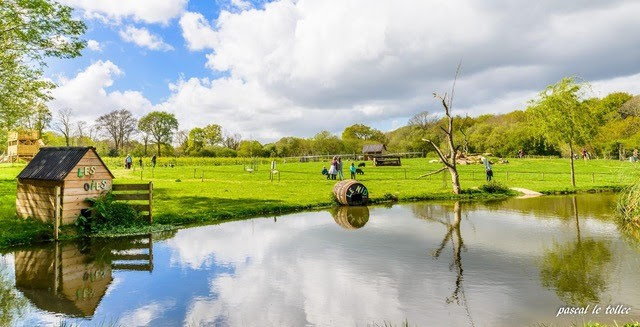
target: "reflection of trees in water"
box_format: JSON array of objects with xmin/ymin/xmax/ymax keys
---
[
  {"xmin": 539, "ymin": 196, "xmax": 612, "ymax": 306},
  {"xmin": 419, "ymin": 202, "xmax": 475, "ymax": 327},
  {"xmin": 481, "ymin": 194, "xmax": 617, "ymax": 221},
  {"xmin": 0, "ymin": 263, "xmax": 27, "ymax": 326},
  {"xmin": 331, "ymin": 206, "xmax": 369, "ymax": 230}
]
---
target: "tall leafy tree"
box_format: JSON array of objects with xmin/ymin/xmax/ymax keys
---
[
  {"xmin": 202, "ymin": 124, "xmax": 223, "ymax": 146},
  {"xmin": 138, "ymin": 111, "xmax": 179, "ymax": 156},
  {"xmin": 528, "ymin": 77, "xmax": 598, "ymax": 187},
  {"xmin": 96, "ymin": 109, "xmax": 137, "ymax": 155},
  {"xmin": 0, "ymin": 0, "xmax": 85, "ymax": 130}
]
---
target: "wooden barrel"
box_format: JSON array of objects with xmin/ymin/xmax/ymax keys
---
[
  {"xmin": 332, "ymin": 206, "xmax": 369, "ymax": 229},
  {"xmin": 333, "ymin": 180, "xmax": 369, "ymax": 206}
]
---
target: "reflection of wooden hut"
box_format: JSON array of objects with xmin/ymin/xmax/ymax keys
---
[
  {"xmin": 16, "ymin": 147, "xmax": 114, "ymax": 225},
  {"xmin": 7, "ymin": 130, "xmax": 44, "ymax": 162},
  {"xmin": 14, "ymin": 243, "xmax": 113, "ymax": 317},
  {"xmin": 362, "ymin": 143, "xmax": 387, "ymax": 160},
  {"xmin": 14, "ymin": 235, "xmax": 156, "ymax": 317}
]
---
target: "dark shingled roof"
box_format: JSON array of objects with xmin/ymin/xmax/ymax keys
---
[
  {"xmin": 362, "ymin": 143, "xmax": 386, "ymax": 153},
  {"xmin": 17, "ymin": 147, "xmax": 113, "ymax": 181}
]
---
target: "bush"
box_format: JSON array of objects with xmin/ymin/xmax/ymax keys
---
[
  {"xmin": 618, "ymin": 183, "xmax": 640, "ymax": 227},
  {"xmin": 77, "ymin": 192, "xmax": 144, "ymax": 233},
  {"xmin": 479, "ymin": 181, "xmax": 511, "ymax": 194}
]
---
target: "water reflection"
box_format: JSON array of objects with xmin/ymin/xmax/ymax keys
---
[
  {"xmin": 331, "ymin": 206, "xmax": 370, "ymax": 229},
  {"xmin": 13, "ymin": 234, "xmax": 157, "ymax": 317},
  {"xmin": 2, "ymin": 195, "xmax": 640, "ymax": 326},
  {"xmin": 539, "ymin": 196, "xmax": 612, "ymax": 306},
  {"xmin": 0, "ymin": 263, "xmax": 27, "ymax": 326}
]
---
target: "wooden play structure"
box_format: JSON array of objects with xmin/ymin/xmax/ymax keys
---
[
  {"xmin": 333, "ymin": 180, "xmax": 369, "ymax": 206},
  {"xmin": 362, "ymin": 143, "xmax": 387, "ymax": 160},
  {"xmin": 332, "ymin": 206, "xmax": 370, "ymax": 229},
  {"xmin": 373, "ymin": 156, "xmax": 402, "ymax": 166},
  {"xmin": 6, "ymin": 130, "xmax": 44, "ymax": 162},
  {"xmin": 16, "ymin": 147, "xmax": 114, "ymax": 227}
]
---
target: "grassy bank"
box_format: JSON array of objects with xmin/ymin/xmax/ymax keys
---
[{"xmin": 1, "ymin": 157, "xmax": 638, "ymax": 248}]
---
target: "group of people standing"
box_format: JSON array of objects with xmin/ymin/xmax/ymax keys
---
[
  {"xmin": 322, "ymin": 156, "xmax": 358, "ymax": 180},
  {"xmin": 124, "ymin": 154, "xmax": 157, "ymax": 169}
]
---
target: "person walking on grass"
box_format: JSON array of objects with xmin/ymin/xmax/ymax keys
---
[
  {"xmin": 125, "ymin": 154, "xmax": 132, "ymax": 169},
  {"xmin": 151, "ymin": 154, "xmax": 157, "ymax": 168},
  {"xmin": 329, "ymin": 156, "xmax": 337, "ymax": 180},
  {"xmin": 482, "ymin": 156, "xmax": 493, "ymax": 181},
  {"xmin": 350, "ymin": 162, "xmax": 357, "ymax": 179},
  {"xmin": 337, "ymin": 157, "xmax": 344, "ymax": 180}
]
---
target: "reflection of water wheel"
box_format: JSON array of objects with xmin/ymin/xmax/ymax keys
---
[
  {"xmin": 333, "ymin": 180, "xmax": 369, "ymax": 206},
  {"xmin": 332, "ymin": 206, "xmax": 370, "ymax": 229}
]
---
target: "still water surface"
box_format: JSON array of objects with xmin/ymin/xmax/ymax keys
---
[{"xmin": 1, "ymin": 194, "xmax": 640, "ymax": 326}]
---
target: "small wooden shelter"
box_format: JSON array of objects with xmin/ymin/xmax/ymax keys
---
[
  {"xmin": 16, "ymin": 147, "xmax": 114, "ymax": 226},
  {"xmin": 362, "ymin": 143, "xmax": 387, "ymax": 160},
  {"xmin": 7, "ymin": 130, "xmax": 44, "ymax": 162}
]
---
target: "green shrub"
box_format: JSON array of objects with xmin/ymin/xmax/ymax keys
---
[
  {"xmin": 618, "ymin": 183, "xmax": 640, "ymax": 227},
  {"xmin": 77, "ymin": 192, "xmax": 143, "ymax": 233},
  {"xmin": 479, "ymin": 181, "xmax": 511, "ymax": 194}
]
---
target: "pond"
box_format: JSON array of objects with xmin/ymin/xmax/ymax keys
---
[{"xmin": 1, "ymin": 194, "xmax": 640, "ymax": 326}]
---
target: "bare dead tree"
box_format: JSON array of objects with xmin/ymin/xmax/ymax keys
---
[
  {"xmin": 54, "ymin": 108, "xmax": 73, "ymax": 146},
  {"xmin": 408, "ymin": 111, "xmax": 436, "ymax": 131},
  {"xmin": 75, "ymin": 120, "xmax": 87, "ymax": 145},
  {"xmin": 419, "ymin": 62, "xmax": 463, "ymax": 194},
  {"xmin": 223, "ymin": 131, "xmax": 242, "ymax": 150},
  {"xmin": 96, "ymin": 109, "xmax": 137, "ymax": 155}
]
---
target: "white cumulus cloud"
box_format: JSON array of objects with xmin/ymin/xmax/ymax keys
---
[
  {"xmin": 58, "ymin": 0, "xmax": 187, "ymax": 24},
  {"xmin": 48, "ymin": 60, "xmax": 155, "ymax": 121},
  {"xmin": 86, "ymin": 39, "xmax": 102, "ymax": 51},
  {"xmin": 119, "ymin": 26, "xmax": 174, "ymax": 51}
]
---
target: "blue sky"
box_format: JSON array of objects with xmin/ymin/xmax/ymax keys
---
[{"xmin": 44, "ymin": 0, "xmax": 640, "ymax": 142}]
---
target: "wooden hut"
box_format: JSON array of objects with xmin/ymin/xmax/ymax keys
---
[
  {"xmin": 7, "ymin": 130, "xmax": 44, "ymax": 162},
  {"xmin": 362, "ymin": 143, "xmax": 387, "ymax": 160},
  {"xmin": 16, "ymin": 147, "xmax": 114, "ymax": 225}
]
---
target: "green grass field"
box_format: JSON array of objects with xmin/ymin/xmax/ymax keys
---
[{"xmin": 1, "ymin": 157, "xmax": 638, "ymax": 248}]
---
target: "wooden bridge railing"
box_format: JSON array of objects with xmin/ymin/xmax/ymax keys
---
[{"xmin": 112, "ymin": 182, "xmax": 153, "ymax": 223}]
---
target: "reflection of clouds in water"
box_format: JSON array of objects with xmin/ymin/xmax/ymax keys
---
[
  {"xmin": 119, "ymin": 300, "xmax": 175, "ymax": 327},
  {"xmin": 185, "ymin": 254, "xmax": 404, "ymax": 326},
  {"xmin": 167, "ymin": 212, "xmax": 330, "ymax": 269}
]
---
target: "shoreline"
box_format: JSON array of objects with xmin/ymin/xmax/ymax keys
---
[{"xmin": 0, "ymin": 185, "xmax": 623, "ymax": 252}]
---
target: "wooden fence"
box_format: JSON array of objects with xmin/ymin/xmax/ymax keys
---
[{"xmin": 112, "ymin": 182, "xmax": 153, "ymax": 223}]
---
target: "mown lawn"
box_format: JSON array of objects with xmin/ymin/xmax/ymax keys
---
[{"xmin": 0, "ymin": 157, "xmax": 638, "ymax": 248}]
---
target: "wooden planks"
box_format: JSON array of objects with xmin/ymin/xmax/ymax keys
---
[
  {"xmin": 114, "ymin": 193, "xmax": 148, "ymax": 201},
  {"xmin": 112, "ymin": 182, "xmax": 153, "ymax": 223},
  {"xmin": 112, "ymin": 184, "xmax": 150, "ymax": 191}
]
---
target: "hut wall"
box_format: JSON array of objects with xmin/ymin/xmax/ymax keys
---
[
  {"xmin": 61, "ymin": 150, "xmax": 112, "ymax": 224},
  {"xmin": 16, "ymin": 179, "xmax": 61, "ymax": 223}
]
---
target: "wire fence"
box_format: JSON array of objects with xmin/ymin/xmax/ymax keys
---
[{"xmin": 122, "ymin": 164, "xmax": 640, "ymax": 188}]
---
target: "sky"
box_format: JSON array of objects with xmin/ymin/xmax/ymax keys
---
[{"xmin": 44, "ymin": 0, "xmax": 640, "ymax": 143}]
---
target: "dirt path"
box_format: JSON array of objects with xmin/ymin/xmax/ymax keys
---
[{"xmin": 511, "ymin": 187, "xmax": 543, "ymax": 197}]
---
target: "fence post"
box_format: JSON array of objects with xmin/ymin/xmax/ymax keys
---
[
  {"xmin": 201, "ymin": 171, "xmax": 204, "ymax": 182},
  {"xmin": 54, "ymin": 186, "xmax": 60, "ymax": 241},
  {"xmin": 194, "ymin": 168, "xmax": 196, "ymax": 178},
  {"xmin": 148, "ymin": 182, "xmax": 153, "ymax": 223}
]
